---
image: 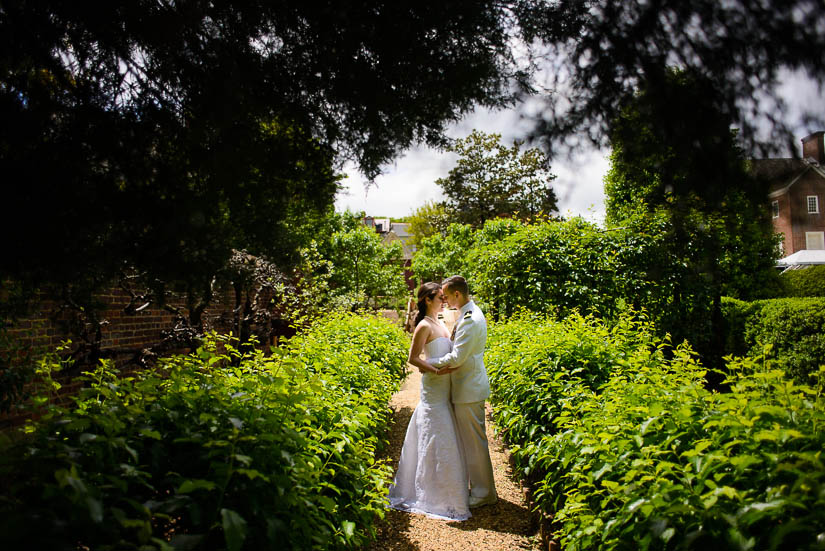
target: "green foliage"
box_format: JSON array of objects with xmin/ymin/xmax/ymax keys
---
[
  {"xmin": 309, "ymin": 212, "xmax": 407, "ymax": 310},
  {"xmin": 411, "ymin": 223, "xmax": 477, "ymax": 285},
  {"xmin": 406, "ymin": 200, "xmax": 452, "ymax": 251},
  {"xmin": 516, "ymin": 1, "xmax": 824, "ymax": 156},
  {"xmin": 488, "ymin": 314, "xmax": 825, "ymax": 550},
  {"xmin": 486, "ymin": 312, "xmax": 664, "ymax": 476},
  {"xmin": 2, "ymin": 1, "xmax": 531, "ymax": 340},
  {"xmin": 0, "ymin": 313, "xmax": 408, "ymax": 550},
  {"xmin": 722, "ymin": 297, "xmax": 825, "ymax": 384},
  {"xmin": 603, "ymin": 70, "xmax": 781, "ymax": 363},
  {"xmin": 436, "ymin": 130, "xmax": 558, "ymax": 227},
  {"xmin": 780, "ymin": 266, "xmax": 825, "ymax": 298},
  {"xmin": 604, "ymin": 70, "xmax": 782, "ymax": 303},
  {"xmin": 328, "ymin": 227, "xmax": 406, "ymax": 308},
  {"xmin": 470, "ymin": 217, "xmax": 626, "ymax": 320}
]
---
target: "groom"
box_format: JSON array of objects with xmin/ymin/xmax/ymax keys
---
[{"xmin": 426, "ymin": 275, "xmax": 497, "ymax": 508}]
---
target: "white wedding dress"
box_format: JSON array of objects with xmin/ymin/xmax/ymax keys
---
[{"xmin": 388, "ymin": 337, "xmax": 471, "ymax": 521}]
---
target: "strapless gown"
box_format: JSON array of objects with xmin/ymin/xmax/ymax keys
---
[{"xmin": 388, "ymin": 337, "xmax": 471, "ymax": 521}]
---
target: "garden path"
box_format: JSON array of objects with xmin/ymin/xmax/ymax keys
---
[{"xmin": 368, "ymin": 363, "xmax": 540, "ymax": 551}]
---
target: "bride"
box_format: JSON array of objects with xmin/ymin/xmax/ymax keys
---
[{"xmin": 388, "ymin": 282, "xmax": 471, "ymax": 521}]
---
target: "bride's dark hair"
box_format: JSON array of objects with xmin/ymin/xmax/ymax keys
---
[{"xmin": 414, "ymin": 282, "xmax": 441, "ymax": 327}]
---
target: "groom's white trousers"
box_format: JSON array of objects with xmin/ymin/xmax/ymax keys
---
[{"xmin": 453, "ymin": 400, "xmax": 497, "ymax": 499}]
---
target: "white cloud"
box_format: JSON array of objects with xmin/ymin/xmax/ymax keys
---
[
  {"xmin": 334, "ymin": 105, "xmax": 610, "ymax": 221},
  {"xmin": 334, "ymin": 73, "xmax": 822, "ymax": 222}
]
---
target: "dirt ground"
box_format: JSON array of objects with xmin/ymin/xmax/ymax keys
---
[{"xmin": 368, "ymin": 364, "xmax": 541, "ymax": 551}]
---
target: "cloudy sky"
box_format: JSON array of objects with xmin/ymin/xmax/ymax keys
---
[{"xmin": 334, "ymin": 71, "xmax": 823, "ymax": 224}]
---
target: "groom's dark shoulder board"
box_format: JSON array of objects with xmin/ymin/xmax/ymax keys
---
[{"xmin": 463, "ymin": 310, "xmax": 472, "ymax": 320}]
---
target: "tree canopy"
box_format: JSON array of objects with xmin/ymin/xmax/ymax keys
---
[
  {"xmin": 406, "ymin": 201, "xmax": 452, "ymax": 251},
  {"xmin": 0, "ymin": 1, "xmax": 528, "ymax": 308},
  {"xmin": 436, "ymin": 130, "xmax": 558, "ymax": 227},
  {"xmin": 3, "ymin": 0, "xmax": 823, "ymax": 304},
  {"xmin": 603, "ymin": 70, "xmax": 782, "ymax": 368},
  {"xmin": 517, "ymin": 0, "xmax": 825, "ymax": 156}
]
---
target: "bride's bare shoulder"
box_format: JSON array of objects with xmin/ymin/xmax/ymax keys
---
[{"xmin": 412, "ymin": 320, "xmax": 432, "ymax": 339}]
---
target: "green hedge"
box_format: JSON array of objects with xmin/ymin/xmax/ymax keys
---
[
  {"xmin": 0, "ymin": 312, "xmax": 408, "ymax": 550},
  {"xmin": 779, "ymin": 265, "xmax": 825, "ymax": 298},
  {"xmin": 722, "ymin": 297, "xmax": 825, "ymax": 383},
  {"xmin": 488, "ymin": 313, "xmax": 825, "ymax": 550},
  {"xmin": 485, "ymin": 311, "xmax": 660, "ymax": 469}
]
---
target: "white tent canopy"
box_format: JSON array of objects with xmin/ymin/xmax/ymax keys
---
[{"xmin": 777, "ymin": 249, "xmax": 825, "ymax": 267}]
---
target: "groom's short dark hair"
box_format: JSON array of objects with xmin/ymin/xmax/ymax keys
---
[{"xmin": 442, "ymin": 275, "xmax": 469, "ymax": 297}]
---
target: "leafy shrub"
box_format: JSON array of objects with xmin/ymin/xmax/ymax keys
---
[
  {"xmin": 411, "ymin": 222, "xmax": 477, "ymax": 284},
  {"xmin": 722, "ymin": 296, "xmax": 825, "ymax": 383},
  {"xmin": 0, "ymin": 313, "xmax": 408, "ymax": 550},
  {"xmin": 470, "ymin": 218, "xmax": 626, "ymax": 319},
  {"xmin": 779, "ymin": 265, "xmax": 825, "ymax": 298},
  {"xmin": 486, "ymin": 312, "xmax": 663, "ymax": 480},
  {"xmin": 489, "ymin": 314, "xmax": 825, "ymax": 550},
  {"xmin": 412, "ymin": 216, "xmax": 728, "ymax": 357}
]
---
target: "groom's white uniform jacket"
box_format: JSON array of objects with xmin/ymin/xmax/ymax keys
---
[{"xmin": 430, "ymin": 300, "xmax": 490, "ymax": 404}]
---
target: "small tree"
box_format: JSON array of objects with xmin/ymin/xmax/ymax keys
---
[
  {"xmin": 407, "ymin": 201, "xmax": 452, "ymax": 250},
  {"xmin": 436, "ymin": 130, "xmax": 558, "ymax": 227},
  {"xmin": 309, "ymin": 212, "xmax": 407, "ymax": 310},
  {"xmin": 411, "ymin": 223, "xmax": 477, "ymax": 285}
]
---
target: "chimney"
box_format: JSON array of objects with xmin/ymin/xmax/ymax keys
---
[{"xmin": 801, "ymin": 131, "xmax": 825, "ymax": 164}]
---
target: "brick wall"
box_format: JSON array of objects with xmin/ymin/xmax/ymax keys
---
[
  {"xmin": 0, "ymin": 284, "xmax": 238, "ymax": 428},
  {"xmin": 788, "ymin": 173, "xmax": 825, "ymax": 254},
  {"xmin": 4, "ymin": 286, "xmax": 236, "ymax": 360},
  {"xmin": 773, "ymin": 193, "xmax": 794, "ymax": 254}
]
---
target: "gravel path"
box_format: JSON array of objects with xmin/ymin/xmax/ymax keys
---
[{"xmin": 368, "ymin": 364, "xmax": 540, "ymax": 551}]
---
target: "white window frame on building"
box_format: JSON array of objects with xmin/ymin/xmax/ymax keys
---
[
  {"xmin": 771, "ymin": 200, "xmax": 779, "ymax": 219},
  {"xmin": 806, "ymin": 231, "xmax": 825, "ymax": 250},
  {"xmin": 807, "ymin": 195, "xmax": 820, "ymax": 214}
]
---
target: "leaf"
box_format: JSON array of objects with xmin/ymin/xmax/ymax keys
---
[
  {"xmin": 730, "ymin": 455, "xmax": 760, "ymax": 472},
  {"xmin": 86, "ymin": 496, "xmax": 104, "ymax": 523},
  {"xmin": 221, "ymin": 508, "xmax": 248, "ymax": 551},
  {"xmin": 593, "ymin": 462, "xmax": 613, "ymax": 481},
  {"xmin": 74, "ymin": 430, "xmax": 100, "ymax": 447},
  {"xmin": 233, "ymin": 454, "xmax": 253, "ymax": 466},
  {"xmin": 236, "ymin": 468, "xmax": 267, "ymax": 481},
  {"xmin": 342, "ymin": 520, "xmax": 356, "ymax": 539},
  {"xmin": 139, "ymin": 428, "xmax": 162, "ymax": 440},
  {"xmin": 177, "ymin": 479, "xmax": 217, "ymax": 494},
  {"xmin": 754, "ymin": 429, "xmax": 780, "ymax": 442},
  {"xmin": 168, "ymin": 534, "xmax": 205, "ymax": 551},
  {"xmin": 693, "ymin": 440, "xmax": 712, "ymax": 454}
]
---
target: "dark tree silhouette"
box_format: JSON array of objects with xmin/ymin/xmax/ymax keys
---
[
  {"xmin": 0, "ymin": 0, "xmax": 528, "ymax": 305},
  {"xmin": 514, "ymin": 0, "xmax": 825, "ymax": 156}
]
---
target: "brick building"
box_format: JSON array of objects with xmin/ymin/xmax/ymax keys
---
[{"xmin": 752, "ymin": 131, "xmax": 825, "ymax": 257}]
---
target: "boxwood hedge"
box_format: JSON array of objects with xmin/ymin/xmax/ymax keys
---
[
  {"xmin": 722, "ymin": 296, "xmax": 825, "ymax": 383},
  {"xmin": 779, "ymin": 265, "xmax": 825, "ymax": 298}
]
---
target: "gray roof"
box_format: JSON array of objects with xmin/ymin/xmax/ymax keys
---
[
  {"xmin": 391, "ymin": 222, "xmax": 411, "ymax": 238},
  {"xmin": 750, "ymin": 159, "xmax": 808, "ymax": 189}
]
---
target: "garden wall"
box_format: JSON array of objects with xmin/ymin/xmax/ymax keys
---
[
  {"xmin": 0, "ymin": 285, "xmax": 237, "ymax": 428},
  {"xmin": 4, "ymin": 286, "xmax": 236, "ymax": 359}
]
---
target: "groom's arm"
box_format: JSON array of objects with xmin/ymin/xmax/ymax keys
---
[{"xmin": 429, "ymin": 319, "xmax": 475, "ymax": 369}]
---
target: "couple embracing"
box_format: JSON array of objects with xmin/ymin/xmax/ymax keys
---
[{"xmin": 388, "ymin": 275, "xmax": 497, "ymax": 521}]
